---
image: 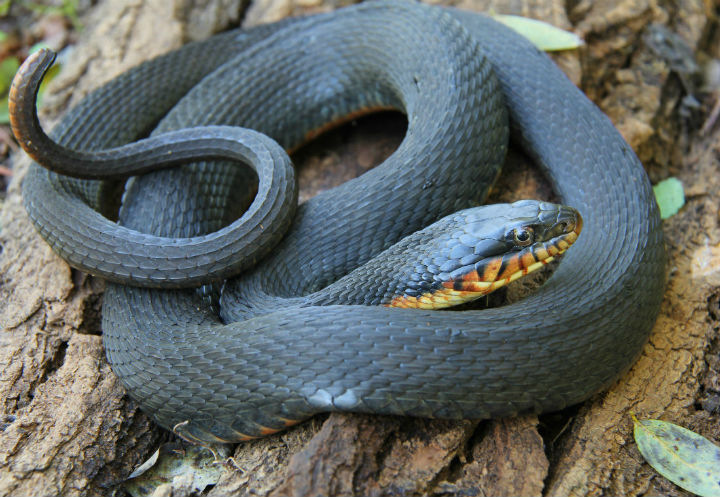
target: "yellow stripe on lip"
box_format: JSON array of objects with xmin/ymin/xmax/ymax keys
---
[
  {"xmin": 388, "ymin": 252, "xmax": 559, "ymax": 309},
  {"xmin": 387, "ymin": 218, "xmax": 582, "ymax": 310}
]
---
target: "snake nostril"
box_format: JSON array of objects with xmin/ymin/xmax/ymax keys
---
[{"xmin": 551, "ymin": 221, "xmax": 573, "ymax": 238}]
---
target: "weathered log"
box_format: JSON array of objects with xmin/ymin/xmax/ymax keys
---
[{"xmin": 0, "ymin": 0, "xmax": 718, "ymax": 496}]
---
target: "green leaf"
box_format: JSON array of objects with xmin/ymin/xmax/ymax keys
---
[
  {"xmin": 29, "ymin": 42, "xmax": 50, "ymax": 54},
  {"xmin": 0, "ymin": 56, "xmax": 19, "ymax": 125},
  {"xmin": 0, "ymin": 56, "xmax": 19, "ymax": 95},
  {"xmin": 36, "ymin": 60, "xmax": 60, "ymax": 108},
  {"xmin": 653, "ymin": 177, "xmax": 685, "ymax": 219},
  {"xmin": 0, "ymin": 97, "xmax": 8, "ymax": 125},
  {"xmin": 16, "ymin": 0, "xmax": 82, "ymax": 29},
  {"xmin": 633, "ymin": 415, "xmax": 720, "ymax": 497},
  {"xmin": 0, "ymin": 52, "xmax": 61, "ymax": 125},
  {"xmin": 493, "ymin": 15, "xmax": 584, "ymax": 51}
]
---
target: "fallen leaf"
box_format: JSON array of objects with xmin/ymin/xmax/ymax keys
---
[
  {"xmin": 633, "ymin": 415, "xmax": 720, "ymax": 497},
  {"xmin": 653, "ymin": 177, "xmax": 685, "ymax": 219},
  {"xmin": 493, "ymin": 15, "xmax": 584, "ymax": 51},
  {"xmin": 124, "ymin": 442, "xmax": 229, "ymax": 497}
]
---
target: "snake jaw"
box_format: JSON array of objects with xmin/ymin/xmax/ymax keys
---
[
  {"xmin": 390, "ymin": 253, "xmax": 558, "ymax": 309},
  {"xmin": 388, "ymin": 207, "xmax": 582, "ymax": 310}
]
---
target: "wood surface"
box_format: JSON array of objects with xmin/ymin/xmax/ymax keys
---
[{"xmin": 0, "ymin": 0, "xmax": 718, "ymax": 495}]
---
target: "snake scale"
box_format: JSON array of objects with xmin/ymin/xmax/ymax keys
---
[{"xmin": 13, "ymin": 1, "xmax": 665, "ymax": 443}]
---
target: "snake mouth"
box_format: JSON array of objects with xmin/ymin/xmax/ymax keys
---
[{"xmin": 389, "ymin": 211, "xmax": 583, "ymax": 309}]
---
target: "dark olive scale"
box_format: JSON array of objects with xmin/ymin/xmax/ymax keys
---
[{"xmin": 13, "ymin": 1, "xmax": 664, "ymax": 443}]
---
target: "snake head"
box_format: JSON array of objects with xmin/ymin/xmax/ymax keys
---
[{"xmin": 387, "ymin": 200, "xmax": 582, "ymax": 309}]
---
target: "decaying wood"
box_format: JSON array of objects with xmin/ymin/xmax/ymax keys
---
[{"xmin": 1, "ymin": 0, "xmax": 718, "ymax": 496}]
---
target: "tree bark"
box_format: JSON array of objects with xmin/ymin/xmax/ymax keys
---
[{"xmin": 1, "ymin": 0, "xmax": 718, "ymax": 496}]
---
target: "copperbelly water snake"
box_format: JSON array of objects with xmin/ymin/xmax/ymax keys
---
[{"xmin": 10, "ymin": 1, "xmax": 665, "ymax": 443}]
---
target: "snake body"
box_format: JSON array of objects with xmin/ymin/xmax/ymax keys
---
[{"xmin": 15, "ymin": 2, "xmax": 664, "ymax": 443}]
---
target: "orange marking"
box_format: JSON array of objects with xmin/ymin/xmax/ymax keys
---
[
  {"xmin": 464, "ymin": 281, "xmax": 490, "ymax": 292},
  {"xmin": 534, "ymin": 246, "xmax": 550, "ymax": 260},
  {"xmin": 7, "ymin": 72, "xmax": 23, "ymax": 145},
  {"xmin": 497, "ymin": 255, "xmax": 520, "ymax": 280},
  {"xmin": 258, "ymin": 425, "xmax": 283, "ymax": 436},
  {"xmin": 278, "ymin": 417, "xmax": 303, "ymax": 427},
  {"xmin": 7, "ymin": 52, "xmax": 46, "ymax": 154},
  {"xmin": 443, "ymin": 269, "xmax": 482, "ymax": 290},
  {"xmin": 520, "ymin": 251, "xmax": 537, "ymax": 269},
  {"xmin": 388, "ymin": 284, "xmax": 494, "ymax": 309},
  {"xmin": 388, "ymin": 294, "xmax": 418, "ymax": 308},
  {"xmin": 172, "ymin": 420, "xmax": 250, "ymax": 445},
  {"xmin": 482, "ymin": 258, "xmax": 502, "ymax": 282},
  {"xmin": 574, "ymin": 215, "xmax": 584, "ymax": 234}
]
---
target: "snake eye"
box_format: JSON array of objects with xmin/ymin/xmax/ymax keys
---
[{"xmin": 512, "ymin": 227, "xmax": 534, "ymax": 247}]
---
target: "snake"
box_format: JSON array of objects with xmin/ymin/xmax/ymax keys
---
[{"xmin": 10, "ymin": 1, "xmax": 665, "ymax": 444}]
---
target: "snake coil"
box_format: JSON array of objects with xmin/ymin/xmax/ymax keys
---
[{"xmin": 15, "ymin": 2, "xmax": 664, "ymax": 443}]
